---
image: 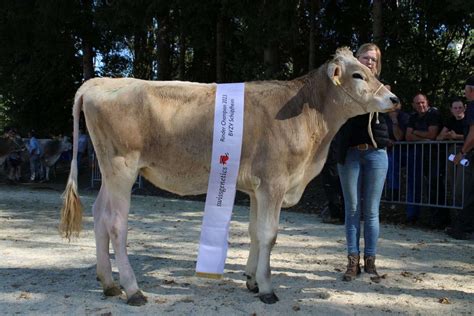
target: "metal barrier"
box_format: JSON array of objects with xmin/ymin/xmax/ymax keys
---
[
  {"xmin": 382, "ymin": 141, "xmax": 465, "ymax": 209},
  {"xmin": 90, "ymin": 152, "xmax": 143, "ymax": 191}
]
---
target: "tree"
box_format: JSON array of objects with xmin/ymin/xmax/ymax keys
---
[
  {"xmin": 0, "ymin": 1, "xmax": 472, "ymax": 133},
  {"xmin": 372, "ymin": 0, "xmax": 383, "ymax": 46},
  {"xmin": 0, "ymin": 0, "xmax": 82, "ymax": 135}
]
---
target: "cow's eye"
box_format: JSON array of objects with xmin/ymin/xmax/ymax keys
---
[{"xmin": 352, "ymin": 73, "xmax": 364, "ymax": 80}]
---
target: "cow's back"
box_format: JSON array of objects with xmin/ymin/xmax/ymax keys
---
[
  {"xmin": 42, "ymin": 140, "xmax": 61, "ymax": 157},
  {"xmin": 81, "ymin": 78, "xmax": 220, "ymax": 194}
]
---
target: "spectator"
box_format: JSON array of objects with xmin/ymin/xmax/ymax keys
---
[
  {"xmin": 405, "ymin": 93, "xmax": 444, "ymax": 225},
  {"xmin": 28, "ymin": 130, "xmax": 42, "ymax": 181},
  {"xmin": 437, "ymin": 98, "xmax": 466, "ymax": 206},
  {"xmin": 336, "ymin": 43, "xmax": 389, "ymax": 281},
  {"xmin": 5, "ymin": 128, "xmax": 24, "ymax": 184},
  {"xmin": 448, "ymin": 76, "xmax": 474, "ymax": 239},
  {"xmin": 385, "ymin": 107, "xmax": 410, "ymax": 201},
  {"xmin": 437, "ymin": 98, "xmax": 465, "ymax": 141},
  {"xmin": 57, "ymin": 133, "xmax": 72, "ymax": 162}
]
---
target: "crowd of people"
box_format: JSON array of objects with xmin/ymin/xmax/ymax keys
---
[{"xmin": 1, "ymin": 128, "xmax": 89, "ymax": 183}]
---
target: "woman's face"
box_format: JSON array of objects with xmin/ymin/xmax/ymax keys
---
[{"xmin": 357, "ymin": 49, "xmax": 378, "ymax": 75}]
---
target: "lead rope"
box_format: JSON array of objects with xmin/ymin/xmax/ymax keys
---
[
  {"xmin": 335, "ymin": 81, "xmax": 385, "ymax": 149},
  {"xmin": 367, "ymin": 84, "xmax": 385, "ymax": 148},
  {"xmin": 368, "ymin": 112, "xmax": 377, "ymax": 148}
]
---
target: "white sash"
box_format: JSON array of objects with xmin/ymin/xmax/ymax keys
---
[{"xmin": 196, "ymin": 83, "xmax": 245, "ymax": 278}]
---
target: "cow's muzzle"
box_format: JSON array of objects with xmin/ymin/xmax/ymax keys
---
[{"xmin": 390, "ymin": 97, "xmax": 401, "ymax": 110}]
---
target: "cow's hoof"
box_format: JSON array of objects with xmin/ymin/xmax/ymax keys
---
[
  {"xmin": 259, "ymin": 292, "xmax": 279, "ymax": 304},
  {"xmin": 127, "ymin": 290, "xmax": 148, "ymax": 306},
  {"xmin": 246, "ymin": 281, "xmax": 259, "ymax": 293},
  {"xmin": 103, "ymin": 286, "xmax": 122, "ymax": 297}
]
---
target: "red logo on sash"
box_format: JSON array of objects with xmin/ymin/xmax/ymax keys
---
[{"xmin": 219, "ymin": 153, "xmax": 229, "ymax": 165}]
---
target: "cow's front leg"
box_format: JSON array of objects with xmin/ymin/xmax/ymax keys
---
[
  {"xmin": 106, "ymin": 191, "xmax": 147, "ymax": 306},
  {"xmin": 245, "ymin": 194, "xmax": 259, "ymax": 293},
  {"xmin": 255, "ymin": 186, "xmax": 284, "ymax": 304},
  {"xmin": 93, "ymin": 186, "xmax": 122, "ymax": 297}
]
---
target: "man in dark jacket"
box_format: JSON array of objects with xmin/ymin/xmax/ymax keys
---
[{"xmin": 448, "ymin": 76, "xmax": 474, "ymax": 239}]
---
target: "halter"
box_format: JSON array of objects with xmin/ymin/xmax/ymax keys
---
[
  {"xmin": 335, "ymin": 80, "xmax": 385, "ymax": 148},
  {"xmin": 334, "ymin": 79, "xmax": 385, "ymax": 107}
]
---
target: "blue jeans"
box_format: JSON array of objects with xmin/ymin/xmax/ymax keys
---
[
  {"xmin": 29, "ymin": 154, "xmax": 41, "ymax": 180},
  {"xmin": 338, "ymin": 148, "xmax": 388, "ymax": 256}
]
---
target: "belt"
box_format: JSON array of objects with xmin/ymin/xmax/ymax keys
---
[{"xmin": 351, "ymin": 143, "xmax": 375, "ymax": 150}]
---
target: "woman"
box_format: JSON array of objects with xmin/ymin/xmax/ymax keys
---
[{"xmin": 336, "ymin": 43, "xmax": 389, "ymax": 281}]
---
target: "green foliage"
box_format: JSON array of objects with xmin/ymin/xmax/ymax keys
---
[
  {"xmin": 0, "ymin": 0, "xmax": 82, "ymax": 136},
  {"xmin": 0, "ymin": 0, "xmax": 472, "ymax": 134},
  {"xmin": 381, "ymin": 0, "xmax": 473, "ymax": 111}
]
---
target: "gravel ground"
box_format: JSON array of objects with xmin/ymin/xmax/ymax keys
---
[{"xmin": 0, "ymin": 182, "xmax": 473, "ymax": 315}]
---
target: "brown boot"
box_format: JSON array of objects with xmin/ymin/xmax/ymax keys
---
[
  {"xmin": 343, "ymin": 254, "xmax": 361, "ymax": 281},
  {"xmin": 364, "ymin": 255, "xmax": 378, "ymax": 275}
]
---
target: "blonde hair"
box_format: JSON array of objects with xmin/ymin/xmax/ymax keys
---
[{"xmin": 355, "ymin": 43, "xmax": 382, "ymax": 77}]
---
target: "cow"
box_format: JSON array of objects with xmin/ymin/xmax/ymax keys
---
[
  {"xmin": 60, "ymin": 47, "xmax": 400, "ymax": 306},
  {"xmin": 38, "ymin": 137, "xmax": 72, "ymax": 181}
]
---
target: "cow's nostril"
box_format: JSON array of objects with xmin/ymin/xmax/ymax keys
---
[{"xmin": 390, "ymin": 97, "xmax": 399, "ymax": 104}]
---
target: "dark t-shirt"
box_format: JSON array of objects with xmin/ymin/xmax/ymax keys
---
[
  {"xmin": 407, "ymin": 107, "xmax": 441, "ymax": 131},
  {"xmin": 444, "ymin": 116, "xmax": 465, "ymax": 135},
  {"xmin": 464, "ymin": 100, "xmax": 474, "ymax": 139},
  {"xmin": 386, "ymin": 110, "xmax": 410, "ymax": 141}
]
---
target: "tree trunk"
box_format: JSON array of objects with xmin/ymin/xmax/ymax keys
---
[
  {"xmin": 82, "ymin": 40, "xmax": 94, "ymax": 81},
  {"xmin": 157, "ymin": 17, "xmax": 171, "ymax": 80},
  {"xmin": 262, "ymin": 0, "xmax": 279, "ymax": 79},
  {"xmin": 264, "ymin": 42, "xmax": 279, "ymax": 79},
  {"xmin": 215, "ymin": 4, "xmax": 225, "ymax": 83},
  {"xmin": 81, "ymin": 0, "xmax": 94, "ymax": 81},
  {"xmin": 308, "ymin": 0, "xmax": 320, "ymax": 71},
  {"xmin": 178, "ymin": 10, "xmax": 186, "ymax": 80},
  {"xmin": 133, "ymin": 30, "xmax": 147, "ymax": 79},
  {"xmin": 372, "ymin": 0, "xmax": 383, "ymax": 45}
]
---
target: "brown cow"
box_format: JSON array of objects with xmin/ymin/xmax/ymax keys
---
[
  {"xmin": 38, "ymin": 137, "xmax": 72, "ymax": 181},
  {"xmin": 60, "ymin": 47, "xmax": 399, "ymax": 305}
]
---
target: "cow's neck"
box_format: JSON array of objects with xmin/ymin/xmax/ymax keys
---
[{"xmin": 300, "ymin": 77, "xmax": 352, "ymax": 184}]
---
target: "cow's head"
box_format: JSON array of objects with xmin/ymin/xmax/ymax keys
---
[{"xmin": 327, "ymin": 47, "xmax": 400, "ymax": 117}]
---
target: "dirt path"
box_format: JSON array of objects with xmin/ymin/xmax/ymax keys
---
[{"xmin": 0, "ymin": 184, "xmax": 472, "ymax": 315}]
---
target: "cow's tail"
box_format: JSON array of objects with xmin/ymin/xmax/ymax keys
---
[{"xmin": 59, "ymin": 92, "xmax": 84, "ymax": 240}]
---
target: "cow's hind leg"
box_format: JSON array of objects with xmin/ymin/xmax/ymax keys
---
[
  {"xmin": 107, "ymin": 181, "xmax": 147, "ymax": 305},
  {"xmin": 254, "ymin": 185, "xmax": 284, "ymax": 304},
  {"xmin": 245, "ymin": 193, "xmax": 259, "ymax": 293},
  {"xmin": 93, "ymin": 185, "xmax": 122, "ymax": 297},
  {"xmin": 97, "ymin": 156, "xmax": 147, "ymax": 306}
]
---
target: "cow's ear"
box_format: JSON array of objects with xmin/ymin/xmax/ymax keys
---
[{"xmin": 327, "ymin": 63, "xmax": 342, "ymax": 86}]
